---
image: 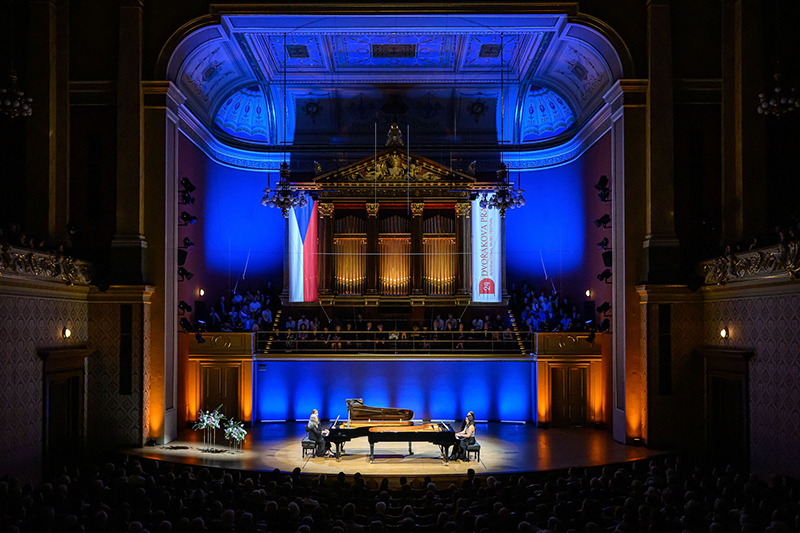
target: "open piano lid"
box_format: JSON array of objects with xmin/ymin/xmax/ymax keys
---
[{"xmin": 346, "ymin": 398, "xmax": 414, "ymax": 421}]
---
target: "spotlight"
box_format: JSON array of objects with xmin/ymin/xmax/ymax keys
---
[
  {"xmin": 597, "ymin": 302, "xmax": 611, "ymax": 314},
  {"xmin": 62, "ymin": 327, "xmax": 71, "ymax": 339},
  {"xmin": 594, "ymin": 214, "xmax": 611, "ymax": 228},
  {"xmin": 180, "ymin": 177, "xmax": 196, "ymax": 193},
  {"xmin": 182, "ymin": 237, "xmax": 195, "ymax": 248},
  {"xmin": 180, "ymin": 191, "xmax": 195, "ymax": 205},
  {"xmin": 594, "ymin": 175, "xmax": 609, "ymax": 191},
  {"xmin": 586, "ymin": 331, "xmax": 596, "ymax": 343},
  {"xmin": 179, "ymin": 317, "xmax": 194, "ymax": 331},
  {"xmin": 597, "ymin": 269, "xmax": 612, "ymax": 283},
  {"xmin": 598, "ymin": 318, "xmax": 611, "ymax": 332},
  {"xmin": 178, "ymin": 300, "xmax": 193, "ymax": 313},
  {"xmin": 598, "ymin": 188, "xmax": 611, "ymax": 202},
  {"xmin": 597, "ymin": 237, "xmax": 609, "ymax": 250},
  {"xmin": 178, "ymin": 267, "xmax": 194, "ymax": 281},
  {"xmin": 195, "ymin": 332, "xmax": 206, "ymax": 344},
  {"xmin": 196, "ymin": 319, "xmax": 207, "ymax": 332},
  {"xmin": 180, "ymin": 211, "xmax": 197, "ymax": 225}
]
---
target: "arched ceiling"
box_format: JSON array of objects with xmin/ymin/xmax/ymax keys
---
[{"xmin": 167, "ymin": 14, "xmax": 622, "ymax": 169}]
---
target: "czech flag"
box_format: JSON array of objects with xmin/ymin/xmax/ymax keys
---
[{"xmin": 288, "ymin": 200, "xmax": 318, "ymax": 302}]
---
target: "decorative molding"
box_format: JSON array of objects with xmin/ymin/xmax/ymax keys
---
[
  {"xmin": 699, "ymin": 242, "xmax": 800, "ymax": 286},
  {"xmin": 411, "ymin": 203, "xmax": 425, "ymax": 217},
  {"xmin": 0, "ymin": 244, "xmax": 92, "ymax": 287},
  {"xmin": 317, "ymin": 202, "xmax": 335, "ymax": 218},
  {"xmin": 455, "ymin": 202, "xmax": 471, "ymax": 218},
  {"xmin": 365, "ymin": 203, "xmax": 379, "ymax": 217}
]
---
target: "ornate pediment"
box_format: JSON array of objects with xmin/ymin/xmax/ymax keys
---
[{"xmin": 314, "ymin": 149, "xmax": 475, "ymax": 185}]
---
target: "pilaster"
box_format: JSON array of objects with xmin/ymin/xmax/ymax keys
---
[
  {"xmin": 317, "ymin": 203, "xmax": 334, "ymax": 294},
  {"xmin": 411, "ymin": 203, "xmax": 424, "ymax": 295},
  {"xmin": 366, "ymin": 203, "xmax": 379, "ymax": 294},
  {"xmin": 455, "ymin": 202, "xmax": 471, "ymax": 295}
]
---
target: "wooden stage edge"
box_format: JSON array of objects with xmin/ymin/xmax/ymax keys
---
[{"xmin": 127, "ymin": 422, "xmax": 667, "ymax": 481}]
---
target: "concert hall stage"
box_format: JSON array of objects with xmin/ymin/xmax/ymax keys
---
[{"xmin": 128, "ymin": 422, "xmax": 664, "ymax": 478}]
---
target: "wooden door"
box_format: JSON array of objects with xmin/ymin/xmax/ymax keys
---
[
  {"xmin": 46, "ymin": 371, "xmax": 84, "ymax": 465},
  {"xmin": 201, "ymin": 365, "xmax": 239, "ymax": 421},
  {"xmin": 709, "ymin": 374, "xmax": 747, "ymax": 466},
  {"xmin": 551, "ymin": 366, "xmax": 587, "ymax": 427}
]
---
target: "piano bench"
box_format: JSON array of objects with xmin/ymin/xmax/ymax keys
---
[
  {"xmin": 302, "ymin": 437, "xmax": 316, "ymax": 457},
  {"xmin": 466, "ymin": 442, "xmax": 481, "ymax": 462}
]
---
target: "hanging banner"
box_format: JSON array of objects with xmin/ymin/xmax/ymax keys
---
[
  {"xmin": 288, "ymin": 200, "xmax": 318, "ymax": 302},
  {"xmin": 471, "ymin": 199, "xmax": 502, "ymax": 303}
]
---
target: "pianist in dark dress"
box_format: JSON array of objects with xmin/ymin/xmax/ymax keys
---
[
  {"xmin": 308, "ymin": 409, "xmax": 334, "ymax": 457},
  {"xmin": 451, "ymin": 411, "xmax": 476, "ymax": 461}
]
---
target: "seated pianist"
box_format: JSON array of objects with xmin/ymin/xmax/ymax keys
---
[
  {"xmin": 307, "ymin": 409, "xmax": 335, "ymax": 457},
  {"xmin": 450, "ymin": 411, "xmax": 476, "ymax": 461}
]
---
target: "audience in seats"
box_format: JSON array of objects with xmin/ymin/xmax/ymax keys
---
[{"xmin": 2, "ymin": 455, "xmax": 798, "ymax": 533}]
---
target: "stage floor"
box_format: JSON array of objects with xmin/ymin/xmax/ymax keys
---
[{"xmin": 128, "ymin": 422, "xmax": 664, "ymax": 477}]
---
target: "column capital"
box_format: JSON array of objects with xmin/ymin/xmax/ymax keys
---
[
  {"xmin": 366, "ymin": 203, "xmax": 379, "ymax": 217},
  {"xmin": 411, "ymin": 203, "xmax": 425, "ymax": 217},
  {"xmin": 455, "ymin": 202, "xmax": 471, "ymax": 218},
  {"xmin": 318, "ymin": 202, "xmax": 334, "ymax": 218}
]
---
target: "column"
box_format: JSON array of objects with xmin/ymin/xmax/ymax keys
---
[
  {"xmin": 112, "ymin": 0, "xmax": 147, "ymax": 284},
  {"xmin": 317, "ymin": 203, "xmax": 334, "ymax": 294},
  {"xmin": 366, "ymin": 203, "xmax": 379, "ymax": 294},
  {"xmin": 642, "ymin": 0, "xmax": 680, "ymax": 283},
  {"xmin": 26, "ymin": 0, "xmax": 70, "ymax": 243},
  {"xmin": 604, "ymin": 80, "xmax": 648, "ymax": 444},
  {"xmin": 720, "ymin": 0, "xmax": 765, "ymax": 242},
  {"xmin": 411, "ymin": 203, "xmax": 424, "ymax": 294},
  {"xmin": 455, "ymin": 202, "xmax": 471, "ymax": 295}
]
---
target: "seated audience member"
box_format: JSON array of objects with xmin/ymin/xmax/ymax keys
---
[
  {"xmin": 297, "ymin": 314, "xmax": 310, "ymax": 331},
  {"xmin": 231, "ymin": 290, "xmax": 243, "ymax": 305},
  {"xmin": 472, "ymin": 316, "xmax": 484, "ymax": 331},
  {"xmin": 331, "ymin": 325, "xmax": 343, "ymax": 351},
  {"xmin": 455, "ymin": 323, "xmax": 466, "ymax": 351},
  {"xmin": 375, "ymin": 323, "xmax": 386, "ymax": 349},
  {"xmin": 446, "ymin": 313, "xmax": 458, "ymax": 331},
  {"xmin": 260, "ymin": 307, "xmax": 273, "ymax": 328},
  {"xmin": 285, "ymin": 316, "xmax": 297, "ymax": 331},
  {"xmin": 208, "ymin": 308, "xmax": 222, "ymax": 330},
  {"xmin": 433, "ymin": 314, "xmax": 445, "ymax": 332},
  {"xmin": 249, "ymin": 297, "xmax": 261, "ymax": 315},
  {"xmin": 220, "ymin": 321, "xmax": 232, "ymax": 332},
  {"xmin": 218, "ymin": 295, "xmax": 227, "ymax": 314}
]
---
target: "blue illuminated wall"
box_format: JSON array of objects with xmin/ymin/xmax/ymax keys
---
[
  {"xmin": 255, "ymin": 360, "xmax": 534, "ymax": 422},
  {"xmin": 178, "ymin": 133, "xmax": 285, "ymax": 306},
  {"xmin": 504, "ymin": 131, "xmax": 612, "ymax": 303}
]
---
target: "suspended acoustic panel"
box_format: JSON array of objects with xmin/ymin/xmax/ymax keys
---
[
  {"xmin": 520, "ymin": 85, "xmax": 575, "ymax": 142},
  {"xmin": 214, "ymin": 85, "xmax": 273, "ymax": 142}
]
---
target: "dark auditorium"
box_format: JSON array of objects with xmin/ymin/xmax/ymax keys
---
[{"xmin": 2, "ymin": 1, "xmax": 800, "ymax": 532}]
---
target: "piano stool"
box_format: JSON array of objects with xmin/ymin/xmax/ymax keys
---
[
  {"xmin": 466, "ymin": 442, "xmax": 481, "ymax": 462},
  {"xmin": 302, "ymin": 437, "xmax": 317, "ymax": 457}
]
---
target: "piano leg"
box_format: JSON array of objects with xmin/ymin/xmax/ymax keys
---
[
  {"xmin": 335, "ymin": 443, "xmax": 342, "ymax": 462},
  {"xmin": 442, "ymin": 445, "xmax": 450, "ymax": 466},
  {"xmin": 408, "ymin": 442, "xmax": 414, "ymax": 456},
  {"xmin": 369, "ymin": 443, "xmax": 375, "ymax": 464}
]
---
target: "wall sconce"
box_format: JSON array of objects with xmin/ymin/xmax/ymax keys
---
[
  {"xmin": 62, "ymin": 327, "xmax": 71, "ymax": 339},
  {"xmin": 199, "ymin": 288, "xmax": 205, "ymax": 297},
  {"xmin": 720, "ymin": 327, "xmax": 729, "ymax": 339},
  {"xmin": 585, "ymin": 289, "xmax": 591, "ymax": 298}
]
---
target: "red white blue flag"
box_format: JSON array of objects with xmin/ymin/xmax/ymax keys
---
[{"xmin": 288, "ymin": 200, "xmax": 318, "ymax": 302}]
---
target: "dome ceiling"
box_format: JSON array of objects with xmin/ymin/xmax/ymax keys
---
[{"xmin": 168, "ymin": 14, "xmax": 622, "ymax": 167}]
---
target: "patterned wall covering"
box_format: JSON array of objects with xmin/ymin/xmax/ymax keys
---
[
  {"xmin": 703, "ymin": 290, "xmax": 800, "ymax": 479},
  {"xmin": 643, "ymin": 302, "xmax": 705, "ymax": 451},
  {"xmin": 88, "ymin": 302, "xmax": 149, "ymax": 449},
  {"xmin": 0, "ymin": 290, "xmax": 88, "ymax": 481}
]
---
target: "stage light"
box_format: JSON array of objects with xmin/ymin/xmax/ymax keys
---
[
  {"xmin": 585, "ymin": 289, "xmax": 591, "ymax": 298},
  {"xmin": 182, "ymin": 237, "xmax": 194, "ymax": 248},
  {"xmin": 720, "ymin": 327, "xmax": 728, "ymax": 339},
  {"xmin": 178, "ymin": 300, "xmax": 192, "ymax": 313},
  {"xmin": 195, "ymin": 332, "xmax": 206, "ymax": 344},
  {"xmin": 597, "ymin": 237, "xmax": 609, "ymax": 250},
  {"xmin": 178, "ymin": 267, "xmax": 193, "ymax": 281},
  {"xmin": 179, "ymin": 317, "xmax": 194, "ymax": 331},
  {"xmin": 594, "ymin": 175, "xmax": 609, "ymax": 191},
  {"xmin": 597, "ymin": 269, "xmax": 612, "ymax": 283},
  {"xmin": 594, "ymin": 214, "xmax": 611, "ymax": 228},
  {"xmin": 179, "ymin": 211, "xmax": 197, "ymax": 225},
  {"xmin": 586, "ymin": 331, "xmax": 596, "ymax": 343},
  {"xmin": 598, "ymin": 319, "xmax": 611, "ymax": 332},
  {"xmin": 597, "ymin": 302, "xmax": 611, "ymax": 314},
  {"xmin": 180, "ymin": 191, "xmax": 195, "ymax": 205},
  {"xmin": 62, "ymin": 327, "xmax": 71, "ymax": 339},
  {"xmin": 196, "ymin": 319, "xmax": 207, "ymax": 332},
  {"xmin": 598, "ymin": 188, "xmax": 611, "ymax": 202},
  {"xmin": 199, "ymin": 288, "xmax": 205, "ymax": 297},
  {"xmin": 180, "ymin": 177, "xmax": 196, "ymax": 193}
]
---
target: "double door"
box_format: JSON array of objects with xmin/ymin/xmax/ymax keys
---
[{"xmin": 550, "ymin": 366, "xmax": 587, "ymax": 426}]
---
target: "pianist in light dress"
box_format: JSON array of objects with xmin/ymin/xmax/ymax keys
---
[
  {"xmin": 308, "ymin": 409, "xmax": 333, "ymax": 457},
  {"xmin": 451, "ymin": 411, "xmax": 476, "ymax": 461}
]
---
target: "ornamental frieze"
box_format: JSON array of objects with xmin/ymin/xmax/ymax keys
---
[
  {"xmin": 699, "ymin": 241, "xmax": 800, "ymax": 285},
  {"xmin": 0, "ymin": 244, "xmax": 92, "ymax": 286}
]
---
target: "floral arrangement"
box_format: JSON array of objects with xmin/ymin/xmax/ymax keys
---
[
  {"xmin": 193, "ymin": 404, "xmax": 226, "ymax": 451},
  {"xmin": 223, "ymin": 418, "xmax": 247, "ymax": 449}
]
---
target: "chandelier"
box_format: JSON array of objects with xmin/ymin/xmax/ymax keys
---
[
  {"xmin": 478, "ymin": 163, "xmax": 526, "ymax": 217},
  {"xmin": 758, "ymin": 73, "xmax": 798, "ymax": 117},
  {"xmin": 0, "ymin": 70, "xmax": 32, "ymax": 118},
  {"xmin": 261, "ymin": 162, "xmax": 308, "ymax": 217}
]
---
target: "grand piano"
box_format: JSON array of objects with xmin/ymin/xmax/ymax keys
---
[{"xmin": 326, "ymin": 399, "xmax": 456, "ymax": 465}]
